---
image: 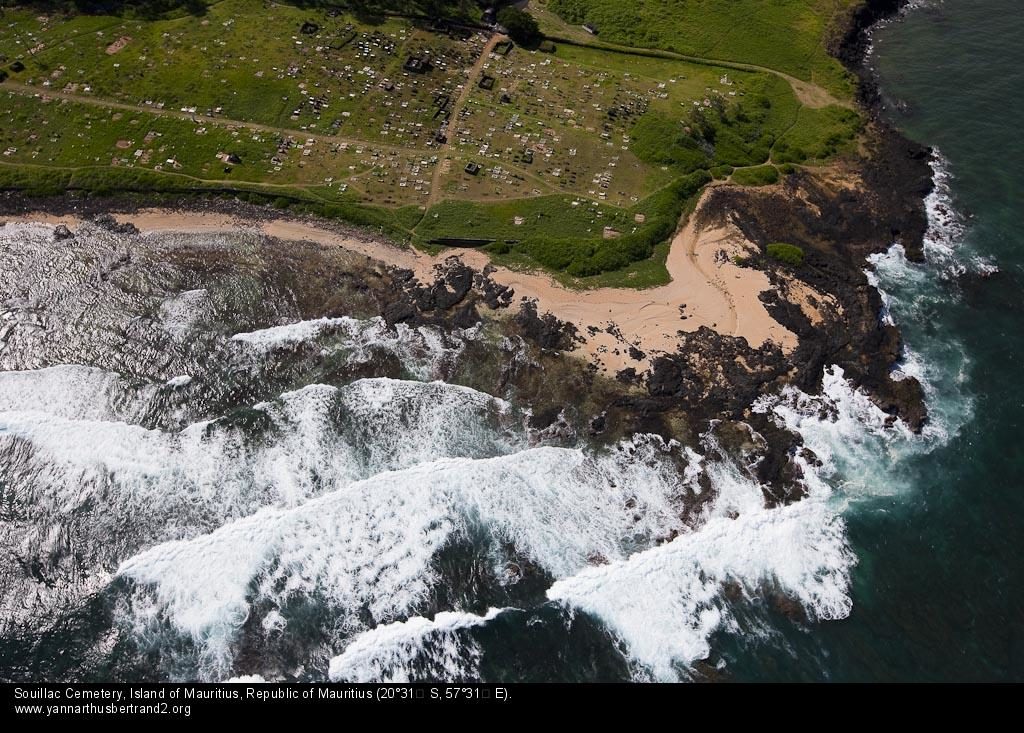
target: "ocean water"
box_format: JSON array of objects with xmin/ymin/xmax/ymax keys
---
[
  {"xmin": 1, "ymin": 0, "xmax": 1021, "ymax": 683},
  {"xmin": 719, "ymin": 0, "xmax": 1024, "ymax": 681}
]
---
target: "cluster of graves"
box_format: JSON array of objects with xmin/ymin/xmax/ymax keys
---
[{"xmin": 0, "ymin": 2, "xmax": 750, "ymax": 215}]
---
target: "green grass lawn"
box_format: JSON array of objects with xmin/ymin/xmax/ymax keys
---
[
  {"xmin": 544, "ymin": 0, "xmax": 859, "ymax": 97},
  {"xmin": 731, "ymin": 164, "xmax": 780, "ymax": 186}
]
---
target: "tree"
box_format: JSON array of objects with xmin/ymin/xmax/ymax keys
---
[{"xmin": 497, "ymin": 7, "xmax": 541, "ymax": 47}]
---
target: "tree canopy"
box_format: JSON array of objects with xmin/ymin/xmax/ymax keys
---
[{"xmin": 497, "ymin": 6, "xmax": 541, "ymax": 47}]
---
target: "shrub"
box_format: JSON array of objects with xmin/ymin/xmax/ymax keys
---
[
  {"xmin": 498, "ymin": 7, "xmax": 542, "ymax": 47},
  {"xmin": 732, "ymin": 165, "xmax": 779, "ymax": 186},
  {"xmin": 766, "ymin": 242, "xmax": 804, "ymax": 266}
]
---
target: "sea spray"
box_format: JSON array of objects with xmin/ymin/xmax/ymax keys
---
[
  {"xmin": 328, "ymin": 608, "xmax": 508, "ymax": 683},
  {"xmin": 115, "ymin": 433, "xmax": 695, "ymax": 679}
]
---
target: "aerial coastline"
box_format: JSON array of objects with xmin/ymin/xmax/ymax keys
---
[{"xmin": 0, "ymin": 0, "xmax": 962, "ymax": 686}]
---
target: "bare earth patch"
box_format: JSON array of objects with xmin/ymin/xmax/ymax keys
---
[{"xmin": 105, "ymin": 36, "xmax": 131, "ymax": 55}]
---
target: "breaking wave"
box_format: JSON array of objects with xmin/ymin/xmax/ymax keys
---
[
  {"xmin": 548, "ymin": 448, "xmax": 853, "ymax": 681},
  {"xmin": 115, "ymin": 434, "xmax": 693, "ymax": 678},
  {"xmin": 328, "ymin": 609, "xmax": 507, "ymax": 683},
  {"xmin": 0, "ymin": 167, "xmax": 977, "ymax": 683}
]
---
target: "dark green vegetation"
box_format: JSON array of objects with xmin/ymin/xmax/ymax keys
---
[
  {"xmin": 774, "ymin": 105, "xmax": 863, "ymax": 163},
  {"xmin": 631, "ymin": 76, "xmax": 796, "ymax": 173},
  {"xmin": 766, "ymin": 241, "xmax": 805, "ymax": 266},
  {"xmin": 418, "ymin": 170, "xmax": 709, "ymax": 279},
  {"xmin": 0, "ymin": 0, "xmax": 863, "ymax": 284},
  {"xmin": 497, "ymin": 6, "xmax": 541, "ymax": 47},
  {"xmin": 732, "ymin": 165, "xmax": 780, "ymax": 187}
]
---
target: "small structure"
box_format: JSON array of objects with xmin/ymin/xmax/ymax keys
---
[
  {"xmin": 300, "ymin": 21, "xmax": 320, "ymax": 35},
  {"xmin": 10, "ymin": 60, "xmax": 25, "ymax": 73},
  {"xmin": 522, "ymin": 149, "xmax": 534, "ymax": 164},
  {"xmin": 403, "ymin": 56, "xmax": 429, "ymax": 73},
  {"xmin": 499, "ymin": 93, "xmax": 512, "ymax": 104},
  {"xmin": 478, "ymin": 75, "xmax": 495, "ymax": 90},
  {"xmin": 494, "ymin": 40, "xmax": 513, "ymax": 56},
  {"xmin": 582, "ymin": 23, "xmax": 598, "ymax": 35},
  {"xmin": 464, "ymin": 162, "xmax": 481, "ymax": 175}
]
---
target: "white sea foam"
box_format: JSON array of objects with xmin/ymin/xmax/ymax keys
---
[
  {"xmin": 231, "ymin": 317, "xmax": 351, "ymax": 347},
  {"xmin": 0, "ymin": 365, "xmax": 153, "ymax": 422},
  {"xmin": 115, "ymin": 435, "xmax": 691, "ymax": 677},
  {"xmin": 883, "ymin": 151, "xmax": 996, "ymax": 279},
  {"xmin": 0, "ymin": 371, "xmax": 526, "ymax": 635},
  {"xmin": 859, "ymin": 151, "xmax": 977, "ymax": 451},
  {"xmin": 231, "ymin": 316, "xmax": 473, "ymax": 381},
  {"xmin": 548, "ymin": 452, "xmax": 853, "ymax": 681},
  {"xmin": 752, "ymin": 366, "xmax": 928, "ymax": 501},
  {"xmin": 328, "ymin": 608, "xmax": 506, "ymax": 683}
]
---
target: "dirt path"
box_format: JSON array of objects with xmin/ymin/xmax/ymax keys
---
[
  {"xmin": 424, "ymin": 33, "xmax": 505, "ymax": 210},
  {"xmin": 540, "ymin": 34, "xmax": 850, "ymax": 109}
]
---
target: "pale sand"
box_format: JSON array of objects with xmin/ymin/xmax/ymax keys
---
[{"xmin": 6, "ymin": 193, "xmax": 798, "ymax": 373}]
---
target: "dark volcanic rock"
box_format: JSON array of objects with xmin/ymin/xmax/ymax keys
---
[
  {"xmin": 410, "ymin": 258, "xmax": 476, "ymax": 311},
  {"xmin": 376, "ymin": 256, "xmax": 511, "ymax": 331},
  {"xmin": 529, "ymin": 405, "xmax": 563, "ymax": 430},
  {"xmin": 513, "ymin": 299, "xmax": 579, "ymax": 351},
  {"xmin": 697, "ymin": 165, "xmax": 929, "ymax": 429},
  {"xmin": 615, "ymin": 367, "xmax": 639, "ymax": 385},
  {"xmin": 52, "ymin": 224, "xmax": 74, "ymax": 241},
  {"xmin": 451, "ymin": 300, "xmax": 481, "ymax": 329},
  {"xmin": 382, "ymin": 299, "xmax": 417, "ymax": 325},
  {"xmin": 91, "ymin": 213, "xmax": 139, "ymax": 236},
  {"xmin": 647, "ymin": 327, "xmax": 787, "ymax": 420}
]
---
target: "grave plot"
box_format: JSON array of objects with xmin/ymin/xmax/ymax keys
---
[
  {"xmin": 329, "ymin": 28, "xmax": 489, "ymax": 148},
  {"xmin": 341, "ymin": 148, "xmax": 439, "ymax": 207}
]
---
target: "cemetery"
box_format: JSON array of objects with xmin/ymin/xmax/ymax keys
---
[{"xmin": 0, "ymin": 0, "xmax": 860, "ymax": 282}]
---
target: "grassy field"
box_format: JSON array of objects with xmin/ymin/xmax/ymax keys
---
[
  {"xmin": 543, "ymin": 0, "xmax": 860, "ymax": 98},
  {"xmin": 0, "ymin": 0, "xmax": 864, "ymax": 285}
]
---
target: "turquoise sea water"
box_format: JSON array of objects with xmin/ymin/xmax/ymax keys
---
[{"xmin": 726, "ymin": 0, "xmax": 1024, "ymax": 681}]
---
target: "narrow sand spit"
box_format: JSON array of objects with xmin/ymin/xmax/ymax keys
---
[{"xmin": 8, "ymin": 194, "xmax": 797, "ymax": 373}]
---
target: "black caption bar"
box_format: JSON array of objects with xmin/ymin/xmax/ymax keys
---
[{"xmin": 3, "ymin": 683, "xmax": 515, "ymax": 719}]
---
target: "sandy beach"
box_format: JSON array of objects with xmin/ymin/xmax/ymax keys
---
[{"xmin": 7, "ymin": 192, "xmax": 801, "ymax": 373}]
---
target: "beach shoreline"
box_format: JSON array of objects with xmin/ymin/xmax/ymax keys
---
[{"xmin": 3, "ymin": 189, "xmax": 799, "ymax": 375}]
